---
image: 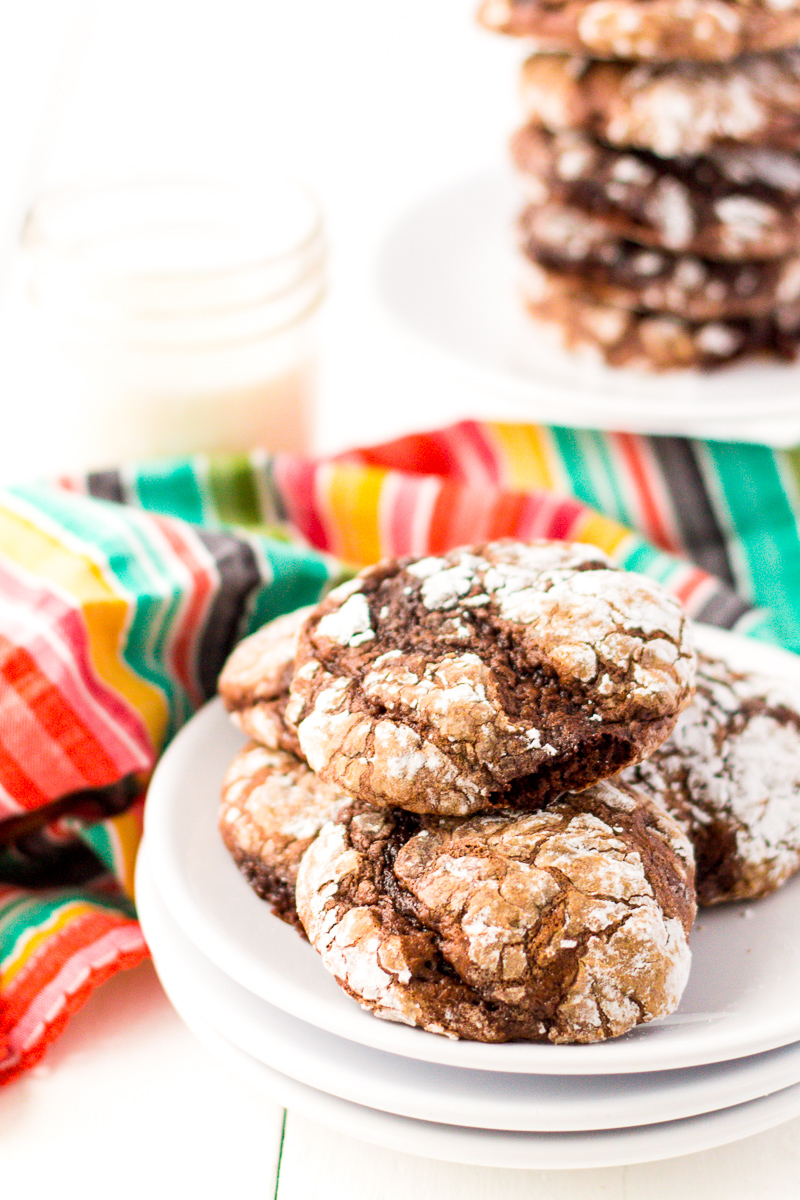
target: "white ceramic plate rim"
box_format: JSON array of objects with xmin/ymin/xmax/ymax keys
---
[
  {"xmin": 371, "ymin": 168, "xmax": 800, "ymax": 446},
  {"xmin": 144, "ymin": 623, "xmax": 800, "ymax": 1075},
  {"xmin": 137, "ymin": 846, "xmax": 800, "ymax": 1132},
  {"xmin": 169, "ymin": 987, "xmax": 800, "ymax": 1171}
]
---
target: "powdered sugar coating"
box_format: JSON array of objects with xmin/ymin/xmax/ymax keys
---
[
  {"xmin": 290, "ymin": 541, "xmax": 696, "ymax": 815},
  {"xmin": 511, "ymin": 126, "xmax": 800, "ymax": 262},
  {"xmin": 218, "ymin": 606, "xmax": 313, "ymax": 757},
  {"xmin": 295, "ymin": 781, "xmax": 695, "ymax": 1043},
  {"xmin": 521, "ymin": 280, "xmax": 799, "ymax": 370},
  {"xmin": 623, "ymin": 653, "xmax": 800, "ymax": 904},
  {"xmin": 519, "ymin": 201, "xmax": 800, "ymax": 320},
  {"xmin": 317, "ymin": 593, "xmax": 375, "ymax": 647},
  {"xmin": 518, "ymin": 52, "xmax": 800, "ymax": 158},
  {"xmin": 480, "ymin": 0, "xmax": 800, "ymax": 62},
  {"xmin": 219, "ymin": 741, "xmax": 352, "ymax": 930}
]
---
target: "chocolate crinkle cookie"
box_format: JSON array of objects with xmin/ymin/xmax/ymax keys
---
[
  {"xmin": 219, "ymin": 741, "xmax": 352, "ymax": 932},
  {"xmin": 478, "ymin": 0, "xmax": 800, "ymax": 63},
  {"xmin": 517, "ymin": 52, "xmax": 800, "ymax": 159},
  {"xmin": 287, "ymin": 541, "xmax": 696, "ymax": 816},
  {"xmin": 519, "ymin": 203, "xmax": 800, "ymax": 322},
  {"xmin": 218, "ymin": 606, "xmax": 313, "ymax": 757},
  {"xmin": 622, "ymin": 653, "xmax": 800, "ymax": 904},
  {"xmin": 296, "ymin": 780, "xmax": 696, "ymax": 1043},
  {"xmin": 521, "ymin": 277, "xmax": 800, "ymax": 369},
  {"xmin": 512, "ymin": 127, "xmax": 800, "ymax": 262}
]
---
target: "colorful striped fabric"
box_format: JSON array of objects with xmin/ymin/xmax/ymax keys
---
[
  {"xmin": 339, "ymin": 421, "xmax": 800, "ymax": 650},
  {"xmin": 0, "ymin": 416, "xmax": 795, "ymax": 1086},
  {"xmin": 0, "ymin": 483, "xmax": 337, "ymax": 1084},
  {"xmin": 0, "ymin": 879, "xmax": 145, "ymax": 1081},
  {"xmin": 76, "ymin": 428, "xmax": 777, "ymax": 642}
]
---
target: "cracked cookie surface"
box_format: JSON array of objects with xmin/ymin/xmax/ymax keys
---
[
  {"xmin": 517, "ymin": 53, "xmax": 800, "ymax": 158},
  {"xmin": 623, "ymin": 653, "xmax": 800, "ymax": 904},
  {"xmin": 522, "ymin": 267, "xmax": 800, "ymax": 368},
  {"xmin": 512, "ymin": 125, "xmax": 800, "ymax": 262},
  {"xmin": 296, "ymin": 780, "xmax": 696, "ymax": 1042},
  {"xmin": 519, "ymin": 202, "xmax": 800, "ymax": 322},
  {"xmin": 218, "ymin": 606, "xmax": 312, "ymax": 757},
  {"xmin": 479, "ymin": 0, "xmax": 800, "ymax": 63},
  {"xmin": 219, "ymin": 741, "xmax": 352, "ymax": 931},
  {"xmin": 288, "ymin": 541, "xmax": 696, "ymax": 815}
]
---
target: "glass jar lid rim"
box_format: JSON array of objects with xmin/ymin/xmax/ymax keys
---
[{"xmin": 23, "ymin": 173, "xmax": 325, "ymax": 283}]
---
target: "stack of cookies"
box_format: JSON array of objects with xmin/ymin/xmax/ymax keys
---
[
  {"xmin": 478, "ymin": 0, "xmax": 800, "ymax": 369},
  {"xmin": 218, "ymin": 540, "xmax": 800, "ymax": 1043}
]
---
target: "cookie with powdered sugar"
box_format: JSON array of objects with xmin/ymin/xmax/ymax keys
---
[
  {"xmin": 219, "ymin": 741, "xmax": 352, "ymax": 931},
  {"xmin": 522, "ymin": 280, "xmax": 800, "ymax": 369},
  {"xmin": 518, "ymin": 52, "xmax": 800, "ymax": 159},
  {"xmin": 623, "ymin": 653, "xmax": 800, "ymax": 905},
  {"xmin": 478, "ymin": 0, "xmax": 800, "ymax": 63},
  {"xmin": 218, "ymin": 606, "xmax": 313, "ymax": 757},
  {"xmin": 287, "ymin": 540, "xmax": 696, "ymax": 817},
  {"xmin": 519, "ymin": 203, "xmax": 800, "ymax": 321},
  {"xmin": 511, "ymin": 125, "xmax": 800, "ymax": 261},
  {"xmin": 296, "ymin": 779, "xmax": 696, "ymax": 1043}
]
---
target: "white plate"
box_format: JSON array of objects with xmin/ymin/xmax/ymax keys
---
[
  {"xmin": 144, "ymin": 623, "xmax": 800, "ymax": 1075},
  {"xmin": 371, "ymin": 169, "xmax": 800, "ymax": 447},
  {"xmin": 163, "ymin": 978, "xmax": 800, "ymax": 1170},
  {"xmin": 137, "ymin": 846, "xmax": 800, "ymax": 1133}
]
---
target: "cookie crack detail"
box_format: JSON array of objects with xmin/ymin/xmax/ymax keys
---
[
  {"xmin": 290, "ymin": 543, "xmax": 695, "ymax": 816},
  {"xmin": 295, "ymin": 784, "xmax": 694, "ymax": 1044}
]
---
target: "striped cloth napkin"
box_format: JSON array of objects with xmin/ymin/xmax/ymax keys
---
[{"xmin": 0, "ymin": 416, "xmax": 794, "ymax": 1085}]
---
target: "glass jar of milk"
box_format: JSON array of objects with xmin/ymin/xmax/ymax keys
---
[{"xmin": 22, "ymin": 176, "xmax": 325, "ymax": 468}]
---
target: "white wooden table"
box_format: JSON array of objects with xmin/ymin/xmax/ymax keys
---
[
  {"xmin": 3, "ymin": 3, "xmax": 800, "ymax": 1195},
  {"xmin": 4, "ymin": 958, "xmax": 800, "ymax": 1199}
]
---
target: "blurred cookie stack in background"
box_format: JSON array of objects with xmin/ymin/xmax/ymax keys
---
[{"xmin": 477, "ymin": 0, "xmax": 800, "ymax": 370}]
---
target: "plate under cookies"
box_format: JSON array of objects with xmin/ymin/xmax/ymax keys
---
[
  {"xmin": 371, "ymin": 168, "xmax": 800, "ymax": 446},
  {"xmin": 137, "ymin": 848, "xmax": 800, "ymax": 1134},
  {"xmin": 144, "ymin": 622, "xmax": 800, "ymax": 1076},
  {"xmin": 140, "ymin": 895, "xmax": 800, "ymax": 1171}
]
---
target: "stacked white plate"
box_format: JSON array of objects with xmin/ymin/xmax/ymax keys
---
[
  {"xmin": 372, "ymin": 169, "xmax": 800, "ymax": 447},
  {"xmin": 139, "ymin": 624, "xmax": 800, "ymax": 1170}
]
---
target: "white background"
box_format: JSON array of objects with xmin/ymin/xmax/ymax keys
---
[{"xmin": 0, "ymin": 0, "xmax": 522, "ymax": 480}]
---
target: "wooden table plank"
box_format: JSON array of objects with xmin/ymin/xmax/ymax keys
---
[
  {"xmin": 276, "ymin": 1108, "xmax": 800, "ymax": 1200},
  {"xmin": 1, "ymin": 962, "xmax": 286, "ymax": 1198}
]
